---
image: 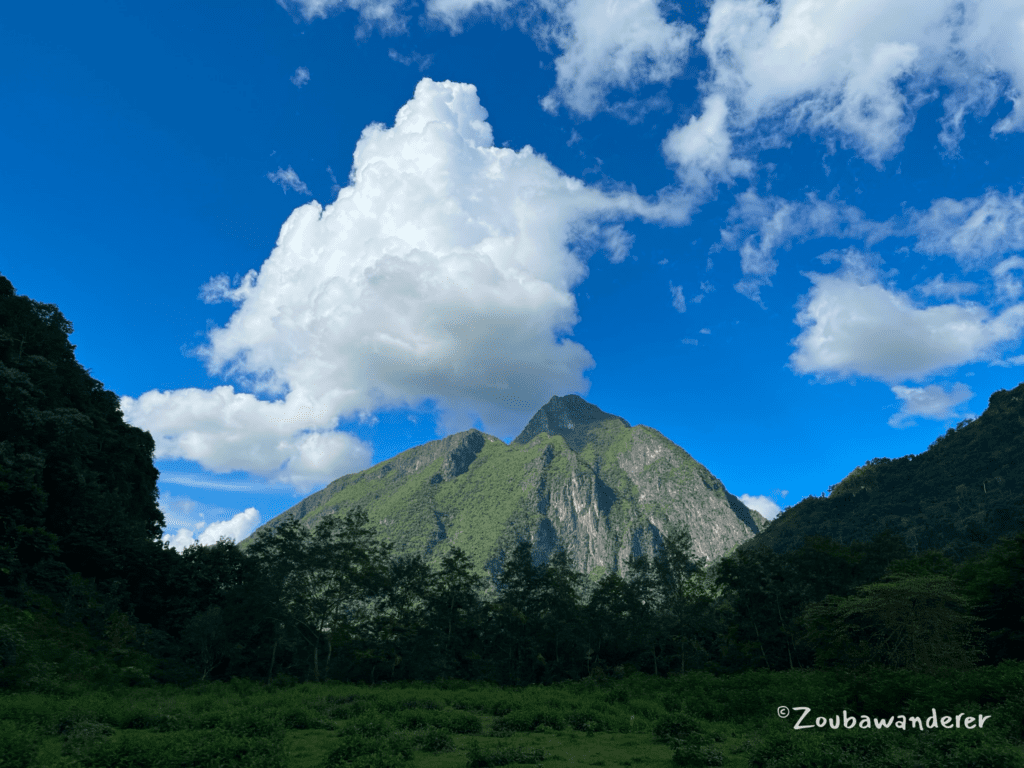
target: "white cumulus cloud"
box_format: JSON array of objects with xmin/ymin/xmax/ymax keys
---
[
  {"xmin": 531, "ymin": 0, "xmax": 697, "ymax": 119},
  {"xmin": 696, "ymin": 0, "xmax": 1024, "ymax": 168},
  {"xmin": 739, "ymin": 493, "xmax": 782, "ymax": 519},
  {"xmin": 425, "ymin": 0, "xmax": 696, "ymax": 119},
  {"xmin": 157, "ymin": 492, "xmax": 263, "ymax": 551},
  {"xmin": 662, "ymin": 94, "xmax": 753, "ymax": 193},
  {"xmin": 888, "ymin": 382, "xmax": 975, "ymax": 428},
  {"xmin": 121, "ymin": 78, "xmax": 688, "ymax": 493},
  {"xmin": 789, "ymin": 251, "xmax": 1024, "ymax": 384},
  {"xmin": 291, "ymin": 66, "xmax": 311, "ymax": 87},
  {"xmin": 910, "ymin": 189, "xmax": 1024, "ymax": 271}
]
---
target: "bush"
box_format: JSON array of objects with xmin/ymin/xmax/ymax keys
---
[
  {"xmin": 69, "ymin": 729, "xmax": 286, "ymax": 768},
  {"xmin": 281, "ymin": 705, "xmax": 328, "ymax": 730},
  {"xmin": 654, "ymin": 712, "xmax": 714, "ymax": 743},
  {"xmin": 437, "ymin": 709, "xmax": 483, "ymax": 734},
  {"xmin": 565, "ymin": 710, "xmax": 604, "ymax": 732},
  {"xmin": 222, "ymin": 708, "xmax": 284, "ymax": 739},
  {"xmin": 58, "ymin": 718, "xmax": 116, "ymax": 761},
  {"xmin": 493, "ymin": 707, "xmax": 566, "ymax": 733},
  {"xmin": 321, "ymin": 731, "xmax": 413, "ymax": 768},
  {"xmin": 339, "ymin": 713, "xmax": 396, "ymax": 740},
  {"xmin": 671, "ymin": 741, "xmax": 725, "ymax": 767},
  {"xmin": 465, "ymin": 738, "xmax": 545, "ymax": 767},
  {"xmin": 0, "ymin": 719, "xmax": 42, "ymax": 768},
  {"xmin": 416, "ymin": 726, "xmax": 455, "ymax": 753}
]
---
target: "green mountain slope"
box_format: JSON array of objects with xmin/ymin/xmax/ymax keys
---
[
  {"xmin": 744, "ymin": 381, "xmax": 1024, "ymax": 561},
  {"xmin": 238, "ymin": 395, "xmax": 767, "ymax": 594}
]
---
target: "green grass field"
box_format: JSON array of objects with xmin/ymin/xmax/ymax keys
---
[{"xmin": 3, "ymin": 663, "xmax": 1022, "ymax": 767}]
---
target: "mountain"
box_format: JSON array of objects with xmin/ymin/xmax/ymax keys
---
[
  {"xmin": 744, "ymin": 381, "xmax": 1024, "ymax": 562},
  {"xmin": 238, "ymin": 394, "xmax": 767, "ymax": 594}
]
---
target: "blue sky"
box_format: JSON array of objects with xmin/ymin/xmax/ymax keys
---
[{"xmin": 4, "ymin": 0, "xmax": 1024, "ymax": 552}]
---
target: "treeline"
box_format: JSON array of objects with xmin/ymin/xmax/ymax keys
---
[
  {"xmin": 131, "ymin": 509, "xmax": 1024, "ymax": 689},
  {"xmin": 1, "ymin": 269, "xmax": 1022, "ymax": 694}
]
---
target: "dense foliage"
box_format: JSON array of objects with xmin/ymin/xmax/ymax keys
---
[
  {"xmin": 750, "ymin": 384, "xmax": 1024, "ymax": 562},
  {"xmin": 1, "ymin": 270, "xmax": 1022, "ymax": 704}
]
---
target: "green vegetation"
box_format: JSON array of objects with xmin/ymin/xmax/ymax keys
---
[
  {"xmin": 2, "ymin": 661, "xmax": 1023, "ymax": 766},
  {"xmin": 755, "ymin": 389, "xmax": 1024, "ymax": 563},
  {"xmin": 3, "ymin": 270, "xmax": 1024, "ymax": 765}
]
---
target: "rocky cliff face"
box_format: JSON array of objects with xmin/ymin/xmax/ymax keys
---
[{"xmin": 239, "ymin": 395, "xmax": 767, "ymax": 594}]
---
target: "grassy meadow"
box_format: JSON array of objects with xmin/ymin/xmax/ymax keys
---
[{"xmin": 2, "ymin": 662, "xmax": 1023, "ymax": 767}]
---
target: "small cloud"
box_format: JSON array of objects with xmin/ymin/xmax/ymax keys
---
[
  {"xmin": 887, "ymin": 382, "xmax": 975, "ymax": 429},
  {"xmin": 681, "ymin": 338, "xmax": 698, "ymax": 345},
  {"xmin": 989, "ymin": 353, "xmax": 1024, "ymax": 368},
  {"xmin": 739, "ymin": 494, "xmax": 782, "ymax": 519},
  {"xmin": 157, "ymin": 492, "xmax": 264, "ymax": 552},
  {"xmin": 567, "ymin": 129, "xmax": 582, "ymax": 146},
  {"xmin": 267, "ymin": 166, "xmax": 312, "ymax": 195},
  {"xmin": 914, "ymin": 273, "xmax": 979, "ymax": 300},
  {"xmin": 669, "ymin": 281, "xmax": 686, "ymax": 312},
  {"xmin": 699, "ymin": 328, "xmax": 711, "ymax": 334},
  {"xmin": 658, "ymin": 258, "xmax": 668, "ymax": 265},
  {"xmin": 387, "ymin": 48, "xmax": 433, "ymax": 71},
  {"xmin": 327, "ymin": 165, "xmax": 341, "ymax": 196},
  {"xmin": 291, "ymin": 66, "xmax": 310, "ymax": 88}
]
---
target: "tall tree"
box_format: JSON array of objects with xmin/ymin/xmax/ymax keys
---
[
  {"xmin": 715, "ymin": 545, "xmax": 809, "ymax": 671},
  {"xmin": 488, "ymin": 540, "xmax": 548, "ymax": 686},
  {"xmin": 956, "ymin": 529, "xmax": 1024, "ymax": 664},
  {"xmin": 584, "ymin": 569, "xmax": 650, "ymax": 674},
  {"xmin": 239, "ymin": 508, "xmax": 393, "ymax": 683},
  {"xmin": 536, "ymin": 549, "xmax": 590, "ymax": 680},
  {"xmin": 422, "ymin": 546, "xmax": 490, "ymax": 682},
  {"xmin": 801, "ymin": 570, "xmax": 984, "ymax": 673},
  {"xmin": 361, "ymin": 551, "xmax": 435, "ymax": 682}
]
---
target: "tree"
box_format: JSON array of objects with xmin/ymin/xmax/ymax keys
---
[
  {"xmin": 532, "ymin": 550, "xmax": 590, "ymax": 681},
  {"xmin": 486, "ymin": 539, "xmax": 553, "ymax": 685},
  {"xmin": 639, "ymin": 527, "xmax": 719, "ymax": 675},
  {"xmin": 361, "ymin": 551, "xmax": 435, "ymax": 682},
  {"xmin": 239, "ymin": 508, "xmax": 393, "ymax": 684},
  {"xmin": 955, "ymin": 529, "xmax": 1024, "ymax": 664},
  {"xmin": 801, "ymin": 570, "xmax": 984, "ymax": 673},
  {"xmin": 584, "ymin": 569, "xmax": 649, "ymax": 674},
  {"xmin": 715, "ymin": 546, "xmax": 808, "ymax": 671},
  {"xmin": 422, "ymin": 547, "xmax": 490, "ymax": 682}
]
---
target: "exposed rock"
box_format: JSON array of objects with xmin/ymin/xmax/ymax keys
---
[{"xmin": 239, "ymin": 395, "xmax": 768, "ymax": 594}]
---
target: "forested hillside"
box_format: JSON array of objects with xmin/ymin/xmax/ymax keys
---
[
  {"xmin": 746, "ymin": 382, "xmax": 1024, "ymax": 562},
  {"xmin": 1, "ymin": 270, "xmax": 1022, "ymax": 695}
]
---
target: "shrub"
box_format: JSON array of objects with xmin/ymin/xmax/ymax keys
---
[
  {"xmin": 281, "ymin": 705, "xmax": 327, "ymax": 730},
  {"xmin": 565, "ymin": 710, "xmax": 604, "ymax": 732},
  {"xmin": 321, "ymin": 730, "xmax": 413, "ymax": 768},
  {"xmin": 221, "ymin": 708, "xmax": 284, "ymax": 739},
  {"xmin": 671, "ymin": 741, "xmax": 725, "ymax": 767},
  {"xmin": 437, "ymin": 709, "xmax": 483, "ymax": 734},
  {"xmin": 339, "ymin": 713, "xmax": 396, "ymax": 739},
  {"xmin": 416, "ymin": 726, "xmax": 455, "ymax": 753},
  {"xmin": 465, "ymin": 738, "xmax": 545, "ymax": 768},
  {"xmin": 0, "ymin": 719, "xmax": 42, "ymax": 768},
  {"xmin": 493, "ymin": 707, "xmax": 566, "ymax": 733},
  {"xmin": 68, "ymin": 728, "xmax": 286, "ymax": 768}
]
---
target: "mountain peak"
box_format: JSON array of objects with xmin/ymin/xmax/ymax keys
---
[{"xmin": 512, "ymin": 394, "xmax": 630, "ymax": 452}]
